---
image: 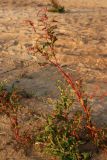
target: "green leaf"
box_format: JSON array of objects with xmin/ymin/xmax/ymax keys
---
[{"xmin": 82, "ymin": 152, "xmax": 91, "ymax": 160}]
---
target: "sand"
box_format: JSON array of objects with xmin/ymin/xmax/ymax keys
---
[{"xmin": 0, "ymin": 0, "xmax": 107, "ymax": 159}]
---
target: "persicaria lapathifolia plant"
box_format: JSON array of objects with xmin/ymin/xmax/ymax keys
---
[
  {"xmin": 26, "ymin": 8, "xmax": 107, "ymax": 159},
  {"xmin": 26, "ymin": 8, "xmax": 106, "ymax": 143},
  {"xmin": 0, "ymin": 83, "xmax": 32, "ymax": 146}
]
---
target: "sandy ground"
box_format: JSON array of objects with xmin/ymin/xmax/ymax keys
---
[{"xmin": 0, "ymin": 0, "xmax": 107, "ymax": 159}]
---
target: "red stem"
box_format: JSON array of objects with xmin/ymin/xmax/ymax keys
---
[{"xmin": 50, "ymin": 60, "xmax": 91, "ymax": 120}]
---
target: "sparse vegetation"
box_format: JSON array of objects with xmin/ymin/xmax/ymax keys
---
[
  {"xmin": 27, "ymin": 9, "xmax": 107, "ymax": 160},
  {"xmin": 35, "ymin": 83, "xmax": 92, "ymax": 160},
  {"xmin": 0, "ymin": 82, "xmax": 33, "ymax": 147},
  {"xmin": 0, "ymin": 1, "xmax": 107, "ymax": 159},
  {"xmin": 49, "ymin": 0, "xmax": 65, "ymax": 13}
]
